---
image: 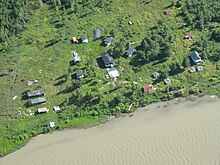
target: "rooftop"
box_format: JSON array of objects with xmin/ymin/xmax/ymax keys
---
[
  {"xmin": 27, "ymin": 89, "xmax": 45, "ymax": 98},
  {"xmin": 107, "ymin": 67, "xmax": 120, "ymax": 78},
  {"xmin": 38, "ymin": 107, "xmax": 49, "ymax": 113},
  {"xmin": 31, "ymin": 97, "xmax": 46, "ymax": 105}
]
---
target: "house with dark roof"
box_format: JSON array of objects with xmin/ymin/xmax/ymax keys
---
[
  {"xmin": 75, "ymin": 69, "xmax": 84, "ymax": 79},
  {"xmin": 27, "ymin": 89, "xmax": 45, "ymax": 98},
  {"xmin": 93, "ymin": 29, "xmax": 101, "ymax": 40},
  {"xmin": 126, "ymin": 48, "xmax": 137, "ymax": 57},
  {"xmin": 104, "ymin": 37, "xmax": 113, "ymax": 47},
  {"xmin": 190, "ymin": 51, "xmax": 202, "ymax": 64},
  {"xmin": 164, "ymin": 10, "xmax": 172, "ymax": 15},
  {"xmin": 184, "ymin": 33, "xmax": 194, "ymax": 40},
  {"xmin": 81, "ymin": 34, "xmax": 88, "ymax": 43},
  {"xmin": 101, "ymin": 52, "xmax": 114, "ymax": 68}
]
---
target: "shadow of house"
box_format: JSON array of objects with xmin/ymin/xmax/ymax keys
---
[
  {"xmin": 0, "ymin": 73, "xmax": 8, "ymax": 77},
  {"xmin": 96, "ymin": 57, "xmax": 106, "ymax": 69},
  {"xmin": 69, "ymin": 60, "xmax": 80, "ymax": 66},
  {"xmin": 57, "ymin": 85, "xmax": 79, "ymax": 95},
  {"xmin": 45, "ymin": 39, "xmax": 60, "ymax": 48},
  {"xmin": 54, "ymin": 79, "xmax": 66, "ymax": 86},
  {"xmin": 129, "ymin": 53, "xmax": 146, "ymax": 67},
  {"xmin": 152, "ymin": 58, "xmax": 168, "ymax": 66},
  {"xmin": 54, "ymin": 23, "xmax": 64, "ymax": 29},
  {"xmin": 21, "ymin": 91, "xmax": 29, "ymax": 100}
]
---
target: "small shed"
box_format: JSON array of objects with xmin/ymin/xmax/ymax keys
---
[
  {"xmin": 104, "ymin": 37, "xmax": 113, "ymax": 47},
  {"xmin": 107, "ymin": 67, "xmax": 120, "ymax": 78},
  {"xmin": 142, "ymin": 85, "xmax": 152, "ymax": 93},
  {"xmin": 152, "ymin": 72, "xmax": 160, "ymax": 78},
  {"xmin": 190, "ymin": 51, "xmax": 202, "ymax": 64},
  {"xmin": 189, "ymin": 67, "xmax": 196, "ymax": 73},
  {"xmin": 38, "ymin": 107, "xmax": 49, "ymax": 113},
  {"xmin": 164, "ymin": 78, "xmax": 172, "ymax": 85},
  {"xmin": 101, "ymin": 52, "xmax": 114, "ymax": 68},
  {"xmin": 93, "ymin": 29, "xmax": 101, "ymax": 40},
  {"xmin": 75, "ymin": 69, "xmax": 84, "ymax": 79},
  {"xmin": 164, "ymin": 10, "xmax": 172, "ymax": 15},
  {"xmin": 126, "ymin": 48, "xmax": 137, "ymax": 57},
  {"xmin": 81, "ymin": 34, "xmax": 88, "ymax": 43},
  {"xmin": 71, "ymin": 51, "xmax": 81, "ymax": 63},
  {"xmin": 72, "ymin": 37, "xmax": 78, "ymax": 44},
  {"xmin": 197, "ymin": 66, "xmax": 203, "ymax": 72},
  {"xmin": 184, "ymin": 33, "xmax": 194, "ymax": 40},
  {"xmin": 128, "ymin": 21, "xmax": 133, "ymax": 25},
  {"xmin": 50, "ymin": 121, "xmax": 55, "ymax": 128},
  {"xmin": 31, "ymin": 97, "xmax": 46, "ymax": 105},
  {"xmin": 27, "ymin": 89, "xmax": 45, "ymax": 98},
  {"xmin": 27, "ymin": 80, "xmax": 38, "ymax": 86},
  {"xmin": 53, "ymin": 106, "xmax": 61, "ymax": 112}
]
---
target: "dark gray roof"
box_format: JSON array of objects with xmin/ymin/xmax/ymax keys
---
[
  {"xmin": 190, "ymin": 51, "xmax": 201, "ymax": 64},
  {"xmin": 75, "ymin": 69, "xmax": 84, "ymax": 77},
  {"xmin": 93, "ymin": 29, "xmax": 101, "ymax": 39},
  {"xmin": 81, "ymin": 34, "xmax": 88, "ymax": 41},
  {"xmin": 104, "ymin": 37, "xmax": 113, "ymax": 44},
  {"xmin": 101, "ymin": 52, "xmax": 114, "ymax": 67},
  {"xmin": 126, "ymin": 48, "xmax": 137, "ymax": 56}
]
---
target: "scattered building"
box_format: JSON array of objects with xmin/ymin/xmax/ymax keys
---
[
  {"xmin": 164, "ymin": 10, "xmax": 172, "ymax": 15},
  {"xmin": 81, "ymin": 34, "xmax": 88, "ymax": 43},
  {"xmin": 152, "ymin": 72, "xmax": 160, "ymax": 78},
  {"xmin": 189, "ymin": 67, "xmax": 196, "ymax": 73},
  {"xmin": 53, "ymin": 106, "xmax": 61, "ymax": 112},
  {"xmin": 104, "ymin": 37, "xmax": 113, "ymax": 47},
  {"xmin": 197, "ymin": 66, "xmax": 203, "ymax": 72},
  {"xmin": 31, "ymin": 97, "xmax": 46, "ymax": 105},
  {"xmin": 128, "ymin": 21, "xmax": 133, "ymax": 25},
  {"xmin": 75, "ymin": 69, "xmax": 84, "ymax": 79},
  {"xmin": 101, "ymin": 52, "xmax": 114, "ymax": 68},
  {"xmin": 190, "ymin": 51, "xmax": 202, "ymax": 64},
  {"xmin": 184, "ymin": 33, "xmax": 194, "ymax": 40},
  {"xmin": 126, "ymin": 48, "xmax": 137, "ymax": 57},
  {"xmin": 93, "ymin": 29, "xmax": 101, "ymax": 40},
  {"xmin": 142, "ymin": 85, "xmax": 152, "ymax": 93},
  {"xmin": 27, "ymin": 89, "xmax": 45, "ymax": 98},
  {"xmin": 37, "ymin": 107, "xmax": 49, "ymax": 113},
  {"xmin": 107, "ymin": 67, "xmax": 120, "ymax": 78},
  {"xmin": 164, "ymin": 78, "xmax": 172, "ymax": 85},
  {"xmin": 72, "ymin": 37, "xmax": 78, "ymax": 44},
  {"xmin": 27, "ymin": 80, "xmax": 38, "ymax": 86},
  {"xmin": 71, "ymin": 51, "xmax": 81, "ymax": 63},
  {"xmin": 13, "ymin": 95, "xmax": 18, "ymax": 100},
  {"xmin": 50, "ymin": 121, "xmax": 55, "ymax": 128}
]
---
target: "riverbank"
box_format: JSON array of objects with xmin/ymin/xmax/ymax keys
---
[{"xmin": 1, "ymin": 95, "xmax": 220, "ymax": 165}]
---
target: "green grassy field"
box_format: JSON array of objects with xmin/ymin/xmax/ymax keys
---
[{"xmin": 0, "ymin": 0, "xmax": 220, "ymax": 156}]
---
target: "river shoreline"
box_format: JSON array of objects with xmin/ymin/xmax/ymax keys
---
[{"xmin": 1, "ymin": 94, "xmax": 219, "ymax": 161}]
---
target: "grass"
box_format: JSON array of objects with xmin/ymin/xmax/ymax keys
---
[{"xmin": 0, "ymin": 0, "xmax": 220, "ymax": 156}]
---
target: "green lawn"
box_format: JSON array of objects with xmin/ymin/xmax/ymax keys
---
[{"xmin": 0, "ymin": 0, "xmax": 219, "ymax": 156}]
